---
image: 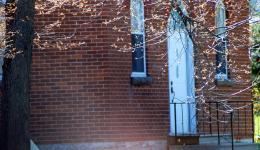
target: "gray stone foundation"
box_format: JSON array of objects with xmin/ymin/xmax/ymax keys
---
[{"xmin": 38, "ymin": 140, "xmax": 167, "ymax": 150}]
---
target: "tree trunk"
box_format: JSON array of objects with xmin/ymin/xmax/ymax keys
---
[{"xmin": 1, "ymin": 0, "xmax": 35, "ymax": 149}]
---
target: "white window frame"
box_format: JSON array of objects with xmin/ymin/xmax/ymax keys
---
[
  {"xmin": 130, "ymin": 0, "xmax": 147, "ymax": 78},
  {"xmin": 0, "ymin": 4, "xmax": 5, "ymax": 80},
  {"xmin": 215, "ymin": 0, "xmax": 228, "ymax": 80}
]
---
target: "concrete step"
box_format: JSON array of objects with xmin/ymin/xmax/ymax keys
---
[
  {"xmin": 200, "ymin": 134, "xmax": 232, "ymax": 144},
  {"xmin": 30, "ymin": 140, "xmax": 39, "ymax": 150},
  {"xmin": 168, "ymin": 135, "xmax": 257, "ymax": 150},
  {"xmin": 169, "ymin": 143, "xmax": 258, "ymax": 150}
]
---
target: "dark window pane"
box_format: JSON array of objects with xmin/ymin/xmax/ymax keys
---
[
  {"xmin": 216, "ymin": 39, "xmax": 227, "ymax": 75},
  {"xmin": 131, "ymin": 34, "xmax": 144, "ymax": 72}
]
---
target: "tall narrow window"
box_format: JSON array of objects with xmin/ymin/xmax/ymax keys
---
[
  {"xmin": 215, "ymin": 0, "xmax": 228, "ymax": 80},
  {"xmin": 130, "ymin": 0, "xmax": 146, "ymax": 77},
  {"xmin": 0, "ymin": 2, "xmax": 5, "ymax": 81}
]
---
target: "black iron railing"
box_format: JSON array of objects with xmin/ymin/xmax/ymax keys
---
[
  {"xmin": 170, "ymin": 100, "xmax": 254, "ymax": 150},
  {"xmin": 170, "ymin": 102, "xmax": 197, "ymax": 136}
]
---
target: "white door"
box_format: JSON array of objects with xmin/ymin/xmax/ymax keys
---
[{"xmin": 168, "ymin": 21, "xmax": 196, "ymax": 135}]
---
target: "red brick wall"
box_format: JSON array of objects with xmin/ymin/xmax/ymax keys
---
[
  {"xmin": 30, "ymin": 1, "xmax": 169, "ymax": 144},
  {"xmin": 193, "ymin": 0, "xmax": 252, "ymax": 138},
  {"xmin": 29, "ymin": 0, "xmax": 252, "ymax": 144}
]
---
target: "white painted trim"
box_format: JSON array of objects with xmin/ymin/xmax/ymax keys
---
[
  {"xmin": 215, "ymin": 0, "xmax": 226, "ymax": 38},
  {"xmin": 130, "ymin": 0, "xmax": 145, "ymax": 34},
  {"xmin": 215, "ymin": 73, "xmax": 228, "ymax": 81},
  {"xmin": 131, "ymin": 72, "xmax": 146, "ymax": 77},
  {"xmin": 130, "ymin": 0, "xmax": 147, "ymax": 76},
  {"xmin": 167, "ymin": 10, "xmax": 196, "ymax": 135},
  {"xmin": 215, "ymin": 0, "xmax": 228, "ymax": 80},
  {"xmin": 142, "ymin": 24, "xmax": 147, "ymax": 76}
]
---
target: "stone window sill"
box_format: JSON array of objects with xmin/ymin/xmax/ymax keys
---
[
  {"xmin": 131, "ymin": 75, "xmax": 152, "ymax": 86},
  {"xmin": 215, "ymin": 78, "xmax": 235, "ymax": 87}
]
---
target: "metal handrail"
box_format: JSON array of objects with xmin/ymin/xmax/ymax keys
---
[{"xmin": 170, "ymin": 100, "xmax": 254, "ymax": 150}]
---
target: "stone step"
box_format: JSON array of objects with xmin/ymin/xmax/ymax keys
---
[
  {"xmin": 30, "ymin": 140, "xmax": 39, "ymax": 150},
  {"xmin": 200, "ymin": 134, "xmax": 254, "ymax": 144},
  {"xmin": 168, "ymin": 135, "xmax": 257, "ymax": 150},
  {"xmin": 168, "ymin": 143, "xmax": 258, "ymax": 150},
  {"xmin": 200, "ymin": 134, "xmax": 232, "ymax": 144}
]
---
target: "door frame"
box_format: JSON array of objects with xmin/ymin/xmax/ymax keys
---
[{"xmin": 167, "ymin": 15, "xmax": 196, "ymax": 135}]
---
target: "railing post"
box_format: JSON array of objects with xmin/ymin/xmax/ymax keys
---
[
  {"xmin": 174, "ymin": 103, "xmax": 177, "ymax": 136},
  {"xmin": 195, "ymin": 102, "xmax": 199, "ymax": 135},
  {"xmin": 245, "ymin": 102, "xmax": 247, "ymax": 137},
  {"xmin": 231, "ymin": 111, "xmax": 234, "ymax": 150},
  {"xmin": 188, "ymin": 103, "xmax": 191, "ymax": 136},
  {"xmin": 181, "ymin": 103, "xmax": 184, "ymax": 135},
  {"xmin": 251, "ymin": 101, "xmax": 255, "ymax": 143},
  {"xmin": 216, "ymin": 102, "xmax": 220, "ymax": 145},
  {"xmin": 202, "ymin": 105, "xmax": 205, "ymax": 135},
  {"xmin": 209, "ymin": 102, "xmax": 212, "ymax": 135},
  {"xmin": 237, "ymin": 106, "xmax": 240, "ymax": 140}
]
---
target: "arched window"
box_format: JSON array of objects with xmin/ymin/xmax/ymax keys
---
[
  {"xmin": 0, "ymin": 1, "xmax": 5, "ymax": 80},
  {"xmin": 215, "ymin": 0, "xmax": 228, "ymax": 80},
  {"xmin": 130, "ymin": 0, "xmax": 146, "ymax": 77}
]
